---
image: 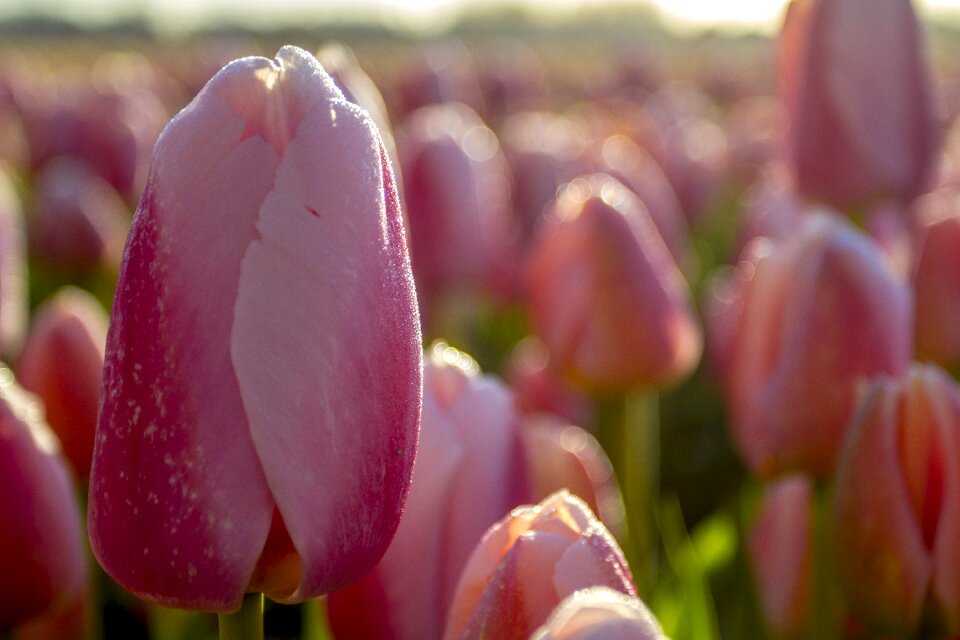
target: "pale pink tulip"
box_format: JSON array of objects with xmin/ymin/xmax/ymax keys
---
[
  {"xmin": 87, "ymin": 46, "xmax": 422, "ymax": 612},
  {"xmin": 525, "ymin": 174, "xmax": 702, "ymax": 392},
  {"xmin": 529, "ymin": 587, "xmax": 666, "ymax": 640},
  {"xmin": 0, "ymin": 366, "xmax": 86, "ymax": 631},
  {"xmin": 711, "ymin": 212, "xmax": 911, "ymax": 477},
  {"xmin": 914, "ymin": 204, "xmax": 960, "ymax": 367},
  {"xmin": 17, "ymin": 287, "xmax": 108, "ymax": 480},
  {"xmin": 836, "ymin": 365, "xmax": 960, "ymax": 634},
  {"xmin": 748, "ymin": 475, "xmax": 812, "ymax": 639},
  {"xmin": 443, "ymin": 490, "xmax": 635, "ymax": 640},
  {"xmin": 778, "ymin": 0, "xmax": 939, "ymax": 208},
  {"xmin": 327, "ymin": 342, "xmax": 530, "ymax": 639}
]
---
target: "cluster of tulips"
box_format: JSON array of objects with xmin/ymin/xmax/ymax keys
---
[{"xmin": 2, "ymin": 0, "xmax": 960, "ymax": 638}]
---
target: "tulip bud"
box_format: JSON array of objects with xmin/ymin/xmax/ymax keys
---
[
  {"xmin": 521, "ymin": 413, "xmax": 624, "ymax": 538},
  {"xmin": 778, "ymin": 0, "xmax": 939, "ymax": 208},
  {"xmin": 836, "ymin": 364, "xmax": 960, "ymax": 635},
  {"xmin": 530, "ymin": 587, "xmax": 667, "ymax": 640},
  {"xmin": 914, "ymin": 206, "xmax": 960, "ymax": 367},
  {"xmin": 443, "ymin": 490, "xmax": 635, "ymax": 640},
  {"xmin": 748, "ymin": 475, "xmax": 812, "ymax": 639},
  {"xmin": 398, "ymin": 102, "xmax": 516, "ymax": 310},
  {"xmin": 713, "ymin": 211, "xmax": 911, "ymax": 476},
  {"xmin": 29, "ymin": 155, "xmax": 128, "ymax": 272},
  {"xmin": 87, "ymin": 46, "xmax": 422, "ymax": 612},
  {"xmin": 327, "ymin": 342, "xmax": 530, "ymax": 639},
  {"xmin": 0, "ymin": 366, "xmax": 86, "ymax": 630},
  {"xmin": 17, "ymin": 287, "xmax": 108, "ymax": 480},
  {"xmin": 525, "ymin": 174, "xmax": 702, "ymax": 392}
]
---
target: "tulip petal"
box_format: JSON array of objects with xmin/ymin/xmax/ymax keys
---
[
  {"xmin": 232, "ymin": 94, "xmax": 421, "ymax": 601},
  {"xmin": 88, "ymin": 57, "xmax": 283, "ymax": 610}
]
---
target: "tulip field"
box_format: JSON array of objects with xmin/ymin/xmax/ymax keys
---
[{"xmin": 3, "ymin": 1, "xmax": 960, "ymax": 638}]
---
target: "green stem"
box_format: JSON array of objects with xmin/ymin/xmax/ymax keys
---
[
  {"xmin": 597, "ymin": 390, "xmax": 659, "ymax": 596},
  {"xmin": 810, "ymin": 481, "xmax": 842, "ymax": 640},
  {"xmin": 218, "ymin": 593, "xmax": 263, "ymax": 640}
]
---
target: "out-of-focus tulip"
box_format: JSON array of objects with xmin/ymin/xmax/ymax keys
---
[
  {"xmin": 748, "ymin": 475, "xmax": 812, "ymax": 640},
  {"xmin": 87, "ymin": 46, "xmax": 422, "ymax": 612},
  {"xmin": 778, "ymin": 0, "xmax": 939, "ymax": 209},
  {"xmin": 0, "ymin": 366, "xmax": 86, "ymax": 631},
  {"xmin": 394, "ymin": 43, "xmax": 484, "ymax": 120},
  {"xmin": 725, "ymin": 96, "xmax": 784, "ymax": 184},
  {"xmin": 914, "ymin": 204, "xmax": 960, "ymax": 367},
  {"xmin": 835, "ymin": 364, "xmax": 960, "ymax": 635},
  {"xmin": 730, "ymin": 164, "xmax": 803, "ymax": 260},
  {"xmin": 709, "ymin": 212, "xmax": 912, "ymax": 477},
  {"xmin": 398, "ymin": 102, "xmax": 517, "ymax": 311},
  {"xmin": 30, "ymin": 155, "xmax": 128, "ymax": 271},
  {"xmin": 506, "ymin": 337, "xmax": 591, "ymax": 429},
  {"xmin": 17, "ymin": 287, "xmax": 108, "ymax": 480},
  {"xmin": 0, "ymin": 166, "xmax": 25, "ymax": 359},
  {"xmin": 327, "ymin": 342, "xmax": 529, "ymax": 640},
  {"xmin": 525, "ymin": 174, "xmax": 702, "ymax": 392},
  {"xmin": 522, "ymin": 413, "xmax": 624, "ymax": 537},
  {"xmin": 590, "ymin": 134, "xmax": 695, "ymax": 276},
  {"xmin": 500, "ymin": 111, "xmax": 588, "ymax": 245},
  {"xmin": 443, "ymin": 490, "xmax": 635, "ymax": 640},
  {"xmin": 529, "ymin": 587, "xmax": 667, "ymax": 640}
]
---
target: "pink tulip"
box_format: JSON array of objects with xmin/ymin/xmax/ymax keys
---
[
  {"xmin": 778, "ymin": 0, "xmax": 939, "ymax": 209},
  {"xmin": 748, "ymin": 475, "xmax": 812, "ymax": 639},
  {"xmin": 443, "ymin": 490, "xmax": 635, "ymax": 640},
  {"xmin": 0, "ymin": 366, "xmax": 86, "ymax": 631},
  {"xmin": 398, "ymin": 102, "xmax": 517, "ymax": 310},
  {"xmin": 529, "ymin": 587, "xmax": 666, "ymax": 640},
  {"xmin": 835, "ymin": 364, "xmax": 960, "ymax": 634},
  {"xmin": 0, "ymin": 166, "xmax": 26, "ymax": 359},
  {"xmin": 711, "ymin": 212, "xmax": 911, "ymax": 476},
  {"xmin": 914, "ymin": 205, "xmax": 960, "ymax": 367},
  {"xmin": 87, "ymin": 46, "xmax": 422, "ymax": 612},
  {"xmin": 522, "ymin": 413, "xmax": 624, "ymax": 538},
  {"xmin": 505, "ymin": 337, "xmax": 591, "ymax": 429},
  {"xmin": 17, "ymin": 287, "xmax": 108, "ymax": 480},
  {"xmin": 30, "ymin": 155, "xmax": 128, "ymax": 271},
  {"xmin": 327, "ymin": 342, "xmax": 530, "ymax": 639},
  {"xmin": 525, "ymin": 174, "xmax": 702, "ymax": 392}
]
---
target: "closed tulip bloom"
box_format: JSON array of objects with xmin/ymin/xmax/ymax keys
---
[
  {"xmin": 522, "ymin": 413, "xmax": 624, "ymax": 537},
  {"xmin": 87, "ymin": 46, "xmax": 422, "ymax": 611},
  {"xmin": 17, "ymin": 287, "xmax": 108, "ymax": 480},
  {"xmin": 914, "ymin": 207, "xmax": 960, "ymax": 367},
  {"xmin": 530, "ymin": 587, "xmax": 666, "ymax": 640},
  {"xmin": 443, "ymin": 490, "xmax": 635, "ymax": 640},
  {"xmin": 778, "ymin": 0, "xmax": 939, "ymax": 208},
  {"xmin": 525, "ymin": 174, "xmax": 702, "ymax": 392},
  {"xmin": 836, "ymin": 365, "xmax": 960, "ymax": 635},
  {"xmin": 327, "ymin": 342, "xmax": 530, "ymax": 640},
  {"xmin": 714, "ymin": 212, "xmax": 911, "ymax": 477},
  {"xmin": 748, "ymin": 475, "xmax": 812, "ymax": 639},
  {"xmin": 0, "ymin": 366, "xmax": 86, "ymax": 631}
]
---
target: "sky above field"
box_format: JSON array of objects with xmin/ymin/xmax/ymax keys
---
[{"xmin": 3, "ymin": 0, "xmax": 960, "ymax": 33}]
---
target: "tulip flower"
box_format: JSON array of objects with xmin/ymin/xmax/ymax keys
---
[
  {"xmin": 87, "ymin": 46, "xmax": 422, "ymax": 612},
  {"xmin": 17, "ymin": 286, "xmax": 108, "ymax": 480},
  {"xmin": 711, "ymin": 211, "xmax": 911, "ymax": 477},
  {"xmin": 443, "ymin": 490, "xmax": 635, "ymax": 640},
  {"xmin": 0, "ymin": 365, "xmax": 86, "ymax": 631},
  {"xmin": 521, "ymin": 413, "xmax": 624, "ymax": 537},
  {"xmin": 505, "ymin": 337, "xmax": 591, "ymax": 429},
  {"xmin": 0, "ymin": 166, "xmax": 26, "ymax": 358},
  {"xmin": 398, "ymin": 101, "xmax": 516, "ymax": 313},
  {"xmin": 29, "ymin": 155, "xmax": 128, "ymax": 271},
  {"xmin": 525, "ymin": 174, "xmax": 702, "ymax": 392},
  {"xmin": 914, "ymin": 206, "xmax": 960, "ymax": 367},
  {"xmin": 327, "ymin": 342, "xmax": 530, "ymax": 640},
  {"xmin": 778, "ymin": 0, "xmax": 939, "ymax": 209},
  {"xmin": 748, "ymin": 475, "xmax": 812, "ymax": 639},
  {"xmin": 835, "ymin": 364, "xmax": 960, "ymax": 635},
  {"xmin": 529, "ymin": 587, "xmax": 667, "ymax": 640}
]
